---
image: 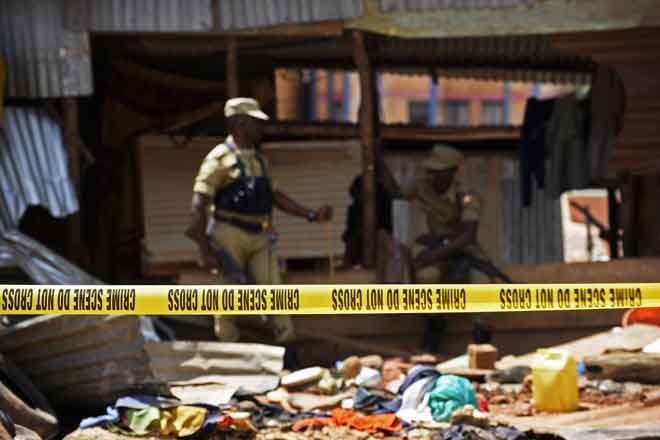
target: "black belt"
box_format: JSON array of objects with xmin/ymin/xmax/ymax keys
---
[{"xmin": 215, "ymin": 215, "xmax": 266, "ymax": 233}]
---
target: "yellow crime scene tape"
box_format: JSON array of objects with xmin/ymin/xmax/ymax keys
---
[{"xmin": 0, "ymin": 283, "xmax": 658, "ymax": 315}]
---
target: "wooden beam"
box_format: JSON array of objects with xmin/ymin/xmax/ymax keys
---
[
  {"xmin": 619, "ymin": 170, "xmax": 639, "ymax": 257},
  {"xmin": 226, "ymin": 38, "xmax": 239, "ymax": 98},
  {"xmin": 62, "ymin": 98, "xmax": 87, "ymax": 267},
  {"xmin": 607, "ymin": 187, "xmax": 620, "ymax": 259},
  {"xmin": 262, "ymin": 121, "xmax": 520, "ymax": 142},
  {"xmin": 352, "ymin": 30, "xmax": 380, "ymax": 268}
]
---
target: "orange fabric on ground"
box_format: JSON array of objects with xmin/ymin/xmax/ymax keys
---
[
  {"xmin": 331, "ymin": 409, "xmax": 401, "ymax": 433},
  {"xmin": 292, "ymin": 418, "xmax": 333, "ymax": 432},
  {"xmin": 292, "ymin": 409, "xmax": 401, "ymax": 434}
]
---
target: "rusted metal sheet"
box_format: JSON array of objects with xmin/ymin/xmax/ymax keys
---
[
  {"xmin": 380, "ymin": 0, "xmax": 537, "ymax": 12},
  {"xmin": 0, "ymin": 0, "xmax": 92, "ymax": 98},
  {"xmin": 500, "ymin": 159, "xmax": 563, "ymax": 265},
  {"xmin": 0, "ymin": 230, "xmax": 102, "ymax": 284},
  {"xmin": 350, "ymin": 0, "xmax": 658, "ymax": 40},
  {"xmin": 218, "ymin": 0, "xmax": 363, "ymax": 30},
  {"xmin": 241, "ymin": 34, "xmax": 593, "ymax": 84},
  {"xmin": 63, "ymin": 0, "xmax": 213, "ymax": 32},
  {"xmin": 0, "ymin": 316, "xmax": 284, "ymax": 409},
  {"xmin": 376, "ymin": 35, "xmax": 594, "ymax": 84}
]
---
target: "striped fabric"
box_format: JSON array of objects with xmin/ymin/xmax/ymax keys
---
[{"xmin": 0, "ymin": 105, "xmax": 78, "ymax": 231}]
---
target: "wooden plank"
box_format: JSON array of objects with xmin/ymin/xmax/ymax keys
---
[
  {"xmin": 512, "ymin": 161, "xmax": 522, "ymax": 264},
  {"xmin": 262, "ymin": 121, "xmax": 520, "ymax": 143},
  {"xmin": 534, "ymin": 179, "xmax": 545, "ymax": 263},
  {"xmin": 62, "ymin": 97, "xmax": 87, "ymax": 267},
  {"xmin": 504, "ymin": 257, "xmax": 660, "ymax": 283},
  {"xmin": 620, "ymin": 170, "xmax": 639, "ymax": 257},
  {"xmin": 608, "ymin": 187, "xmax": 619, "ymax": 258},
  {"xmin": 502, "ymin": 161, "xmax": 514, "ymax": 265},
  {"xmin": 584, "ymin": 353, "xmax": 660, "ymax": 383},
  {"xmin": 352, "ymin": 30, "xmax": 380, "ymax": 268}
]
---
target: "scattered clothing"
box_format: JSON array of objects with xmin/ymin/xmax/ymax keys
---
[
  {"xmin": 352, "ymin": 387, "xmax": 401, "ymax": 414},
  {"xmin": 399, "ymin": 364, "xmax": 442, "ymax": 394},
  {"xmin": 520, "ymin": 97, "xmax": 555, "ymax": 206},
  {"xmin": 79, "ymin": 407, "xmax": 119, "ymax": 429},
  {"xmin": 160, "ymin": 406, "xmax": 207, "ymax": 437},
  {"xmin": 438, "ymin": 424, "xmax": 529, "ymax": 440},
  {"xmin": 120, "ymin": 407, "xmax": 160, "ymax": 436},
  {"xmin": 292, "ymin": 408, "xmax": 402, "ymax": 434},
  {"xmin": 234, "ymin": 395, "xmax": 319, "ymax": 428},
  {"xmin": 587, "ymin": 65, "xmax": 626, "ymax": 181},
  {"xmin": 332, "ymin": 409, "xmax": 401, "ymax": 434},
  {"xmin": 428, "ymin": 375, "xmax": 479, "ymax": 422},
  {"xmin": 82, "ymin": 397, "xmax": 218, "ymax": 439},
  {"xmin": 396, "ymin": 376, "xmax": 436, "ymax": 424},
  {"xmin": 545, "ymin": 93, "xmax": 589, "ymax": 198},
  {"xmin": 115, "ymin": 395, "xmax": 180, "ymax": 410}
]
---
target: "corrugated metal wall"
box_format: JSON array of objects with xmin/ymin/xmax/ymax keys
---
[
  {"xmin": 268, "ymin": 141, "xmax": 361, "ymax": 259},
  {"xmin": 0, "ymin": 0, "xmax": 92, "ymax": 98},
  {"xmin": 380, "ymin": 0, "xmax": 537, "ymax": 12},
  {"xmin": 377, "ymin": 35, "xmax": 594, "ymax": 85},
  {"xmin": 0, "ymin": 106, "xmax": 79, "ymax": 231},
  {"xmin": 63, "ymin": 0, "xmax": 213, "ymax": 32},
  {"xmin": 138, "ymin": 137, "xmax": 360, "ymax": 264},
  {"xmin": 500, "ymin": 159, "xmax": 563, "ymax": 264},
  {"xmin": 218, "ymin": 0, "xmax": 364, "ymax": 30},
  {"xmin": 386, "ymin": 153, "xmax": 563, "ymax": 267}
]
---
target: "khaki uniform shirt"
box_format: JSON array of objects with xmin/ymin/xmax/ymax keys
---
[
  {"xmin": 403, "ymin": 178, "xmax": 480, "ymax": 237},
  {"xmin": 193, "ymin": 136, "xmax": 275, "ymax": 225}
]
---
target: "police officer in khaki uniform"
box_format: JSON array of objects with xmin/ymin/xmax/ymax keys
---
[
  {"xmin": 400, "ymin": 145, "xmax": 509, "ymax": 351},
  {"xmin": 186, "ymin": 98, "xmax": 332, "ymax": 355},
  {"xmin": 401, "ymin": 145, "xmax": 485, "ymax": 283}
]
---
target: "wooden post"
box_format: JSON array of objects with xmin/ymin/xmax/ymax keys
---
[
  {"xmin": 352, "ymin": 30, "xmax": 380, "ymax": 268},
  {"xmin": 62, "ymin": 98, "xmax": 87, "ymax": 266},
  {"xmin": 226, "ymin": 38, "xmax": 239, "ymax": 98},
  {"xmin": 607, "ymin": 186, "xmax": 620, "ymax": 259},
  {"xmin": 619, "ymin": 170, "xmax": 638, "ymax": 257}
]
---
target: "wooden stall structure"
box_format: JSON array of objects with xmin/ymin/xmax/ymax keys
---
[{"xmin": 3, "ymin": 0, "xmax": 660, "ymax": 362}]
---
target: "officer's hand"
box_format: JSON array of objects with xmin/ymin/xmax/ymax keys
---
[{"xmin": 316, "ymin": 205, "xmax": 333, "ymax": 223}]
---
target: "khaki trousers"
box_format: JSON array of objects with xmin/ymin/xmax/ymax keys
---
[{"xmin": 210, "ymin": 222, "xmax": 295, "ymax": 344}]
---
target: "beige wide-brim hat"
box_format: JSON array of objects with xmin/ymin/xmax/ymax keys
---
[
  {"xmin": 224, "ymin": 97, "xmax": 270, "ymax": 120},
  {"xmin": 423, "ymin": 144, "xmax": 464, "ymax": 171}
]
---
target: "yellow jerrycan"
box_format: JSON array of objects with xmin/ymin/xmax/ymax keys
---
[{"xmin": 532, "ymin": 349, "xmax": 579, "ymax": 412}]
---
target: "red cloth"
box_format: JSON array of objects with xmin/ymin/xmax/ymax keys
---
[
  {"xmin": 332, "ymin": 409, "xmax": 401, "ymax": 433},
  {"xmin": 217, "ymin": 415, "xmax": 233, "ymax": 429},
  {"xmin": 292, "ymin": 409, "xmax": 401, "ymax": 434},
  {"xmin": 478, "ymin": 396, "xmax": 489, "ymax": 412}
]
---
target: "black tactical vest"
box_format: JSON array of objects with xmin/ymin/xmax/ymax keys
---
[{"xmin": 213, "ymin": 152, "xmax": 274, "ymax": 215}]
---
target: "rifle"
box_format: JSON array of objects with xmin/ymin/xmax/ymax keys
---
[
  {"xmin": 209, "ymin": 243, "xmax": 253, "ymax": 284},
  {"xmin": 209, "ymin": 242, "xmax": 280, "ymax": 336},
  {"xmin": 415, "ymin": 233, "xmax": 512, "ymax": 283},
  {"xmin": 569, "ymin": 200, "xmax": 613, "ymax": 242}
]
